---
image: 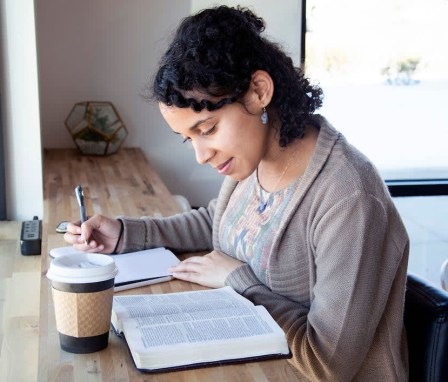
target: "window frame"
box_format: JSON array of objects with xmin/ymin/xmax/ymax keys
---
[
  {"xmin": 0, "ymin": 96, "xmax": 6, "ymax": 220},
  {"xmin": 301, "ymin": 0, "xmax": 448, "ymax": 197}
]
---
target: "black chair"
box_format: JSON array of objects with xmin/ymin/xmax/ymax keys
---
[{"xmin": 404, "ymin": 273, "xmax": 448, "ymax": 382}]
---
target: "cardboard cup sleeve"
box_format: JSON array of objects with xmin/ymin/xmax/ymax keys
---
[{"xmin": 52, "ymin": 287, "xmax": 114, "ymax": 337}]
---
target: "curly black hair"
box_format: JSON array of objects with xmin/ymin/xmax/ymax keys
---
[{"xmin": 152, "ymin": 5, "xmax": 323, "ymax": 147}]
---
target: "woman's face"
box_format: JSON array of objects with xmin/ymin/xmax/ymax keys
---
[{"xmin": 159, "ymin": 98, "xmax": 272, "ymax": 181}]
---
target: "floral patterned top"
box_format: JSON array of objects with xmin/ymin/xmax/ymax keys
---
[{"xmin": 219, "ymin": 171, "xmax": 302, "ymax": 287}]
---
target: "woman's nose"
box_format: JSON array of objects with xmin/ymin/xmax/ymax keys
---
[{"xmin": 193, "ymin": 139, "xmax": 215, "ymax": 165}]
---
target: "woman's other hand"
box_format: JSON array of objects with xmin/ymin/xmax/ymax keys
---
[
  {"xmin": 64, "ymin": 214, "xmax": 122, "ymax": 254},
  {"xmin": 169, "ymin": 250, "xmax": 244, "ymax": 288}
]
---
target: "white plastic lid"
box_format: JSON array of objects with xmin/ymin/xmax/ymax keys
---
[
  {"xmin": 46, "ymin": 253, "xmax": 119, "ymax": 284},
  {"xmin": 49, "ymin": 246, "xmax": 85, "ymax": 258}
]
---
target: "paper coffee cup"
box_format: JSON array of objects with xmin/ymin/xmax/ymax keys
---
[{"xmin": 46, "ymin": 252, "xmax": 118, "ymax": 354}]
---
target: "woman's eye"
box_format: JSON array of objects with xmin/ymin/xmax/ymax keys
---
[
  {"xmin": 201, "ymin": 125, "xmax": 216, "ymax": 136},
  {"xmin": 181, "ymin": 125, "xmax": 216, "ymax": 143}
]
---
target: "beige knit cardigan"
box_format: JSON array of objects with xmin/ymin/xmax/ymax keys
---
[{"xmin": 121, "ymin": 116, "xmax": 409, "ymax": 381}]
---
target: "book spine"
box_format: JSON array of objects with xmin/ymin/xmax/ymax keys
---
[{"xmin": 114, "ymin": 276, "xmax": 172, "ymax": 292}]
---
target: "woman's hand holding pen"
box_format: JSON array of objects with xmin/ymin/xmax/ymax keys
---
[
  {"xmin": 169, "ymin": 250, "xmax": 244, "ymax": 289},
  {"xmin": 64, "ymin": 214, "xmax": 123, "ymax": 254}
]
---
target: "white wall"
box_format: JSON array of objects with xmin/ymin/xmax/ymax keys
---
[
  {"xmin": 0, "ymin": 0, "xmax": 43, "ymax": 220},
  {"xmin": 36, "ymin": 0, "xmax": 302, "ymax": 207},
  {"xmin": 192, "ymin": 0, "xmax": 302, "ymax": 64}
]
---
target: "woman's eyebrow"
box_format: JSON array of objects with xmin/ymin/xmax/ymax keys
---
[
  {"xmin": 188, "ymin": 117, "xmax": 214, "ymax": 131},
  {"xmin": 171, "ymin": 116, "xmax": 215, "ymax": 136}
]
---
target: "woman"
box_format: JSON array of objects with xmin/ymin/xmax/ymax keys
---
[{"xmin": 65, "ymin": 6, "xmax": 409, "ymax": 381}]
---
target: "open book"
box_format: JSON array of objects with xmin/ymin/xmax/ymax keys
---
[
  {"xmin": 111, "ymin": 286, "xmax": 290, "ymax": 372},
  {"xmin": 112, "ymin": 248, "xmax": 179, "ymax": 291},
  {"xmin": 49, "ymin": 246, "xmax": 180, "ymax": 292}
]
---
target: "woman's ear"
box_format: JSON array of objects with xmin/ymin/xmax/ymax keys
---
[{"xmin": 249, "ymin": 70, "xmax": 274, "ymax": 108}]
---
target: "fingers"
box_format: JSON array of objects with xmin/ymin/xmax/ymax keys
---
[
  {"xmin": 63, "ymin": 214, "xmax": 108, "ymax": 252},
  {"xmin": 78, "ymin": 214, "xmax": 103, "ymax": 243},
  {"xmin": 170, "ymin": 263, "xmax": 213, "ymax": 287},
  {"xmin": 66, "ymin": 220, "xmax": 82, "ymax": 235},
  {"xmin": 169, "ymin": 256, "xmax": 206, "ymax": 283},
  {"xmin": 65, "ymin": 219, "xmax": 90, "ymax": 242},
  {"xmin": 64, "ymin": 230, "xmax": 105, "ymax": 252},
  {"xmin": 168, "ymin": 252, "xmax": 233, "ymax": 289},
  {"xmin": 170, "ymin": 269, "xmax": 201, "ymax": 284},
  {"xmin": 75, "ymin": 239, "xmax": 105, "ymax": 253},
  {"xmin": 169, "ymin": 256, "xmax": 208, "ymax": 273},
  {"xmin": 83, "ymin": 242, "xmax": 105, "ymax": 253}
]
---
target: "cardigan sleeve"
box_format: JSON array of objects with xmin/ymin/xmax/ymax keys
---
[
  {"xmin": 118, "ymin": 199, "xmax": 216, "ymax": 253},
  {"xmin": 225, "ymin": 190, "xmax": 407, "ymax": 381}
]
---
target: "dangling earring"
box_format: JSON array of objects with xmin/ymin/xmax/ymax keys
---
[{"xmin": 261, "ymin": 107, "xmax": 268, "ymax": 125}]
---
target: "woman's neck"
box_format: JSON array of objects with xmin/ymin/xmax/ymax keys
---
[{"xmin": 258, "ymin": 125, "xmax": 318, "ymax": 192}]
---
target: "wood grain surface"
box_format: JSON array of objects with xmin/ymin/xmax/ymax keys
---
[
  {"xmin": 0, "ymin": 221, "xmax": 41, "ymax": 381},
  {"xmin": 9, "ymin": 148, "xmax": 299, "ymax": 381}
]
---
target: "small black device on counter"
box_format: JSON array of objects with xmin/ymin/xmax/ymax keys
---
[{"xmin": 20, "ymin": 216, "xmax": 42, "ymax": 255}]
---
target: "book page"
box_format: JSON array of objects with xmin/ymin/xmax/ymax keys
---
[
  {"xmin": 122, "ymin": 304, "xmax": 288, "ymax": 369},
  {"xmin": 113, "ymin": 248, "xmax": 180, "ymax": 285},
  {"xmin": 128, "ymin": 305, "xmax": 280, "ymax": 347},
  {"xmin": 112, "ymin": 287, "xmax": 289, "ymax": 369},
  {"xmin": 112, "ymin": 287, "xmax": 253, "ymax": 332}
]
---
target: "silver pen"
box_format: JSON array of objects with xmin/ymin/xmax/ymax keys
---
[{"xmin": 75, "ymin": 185, "xmax": 88, "ymax": 245}]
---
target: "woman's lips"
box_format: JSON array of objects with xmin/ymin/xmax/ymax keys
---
[{"xmin": 216, "ymin": 158, "xmax": 233, "ymax": 175}]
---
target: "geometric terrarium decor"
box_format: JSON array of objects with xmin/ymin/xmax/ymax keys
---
[{"xmin": 65, "ymin": 101, "xmax": 128, "ymax": 156}]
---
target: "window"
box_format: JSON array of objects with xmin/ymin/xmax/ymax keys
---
[
  {"xmin": 304, "ymin": 0, "xmax": 448, "ymax": 288},
  {"xmin": 0, "ymin": 96, "xmax": 6, "ymax": 220},
  {"xmin": 305, "ymin": 0, "xmax": 448, "ymax": 179}
]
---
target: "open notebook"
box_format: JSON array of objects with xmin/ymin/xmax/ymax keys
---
[{"xmin": 49, "ymin": 246, "xmax": 180, "ymax": 291}]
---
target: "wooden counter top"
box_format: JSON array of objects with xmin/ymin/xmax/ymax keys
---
[{"xmin": 2, "ymin": 148, "xmax": 299, "ymax": 381}]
